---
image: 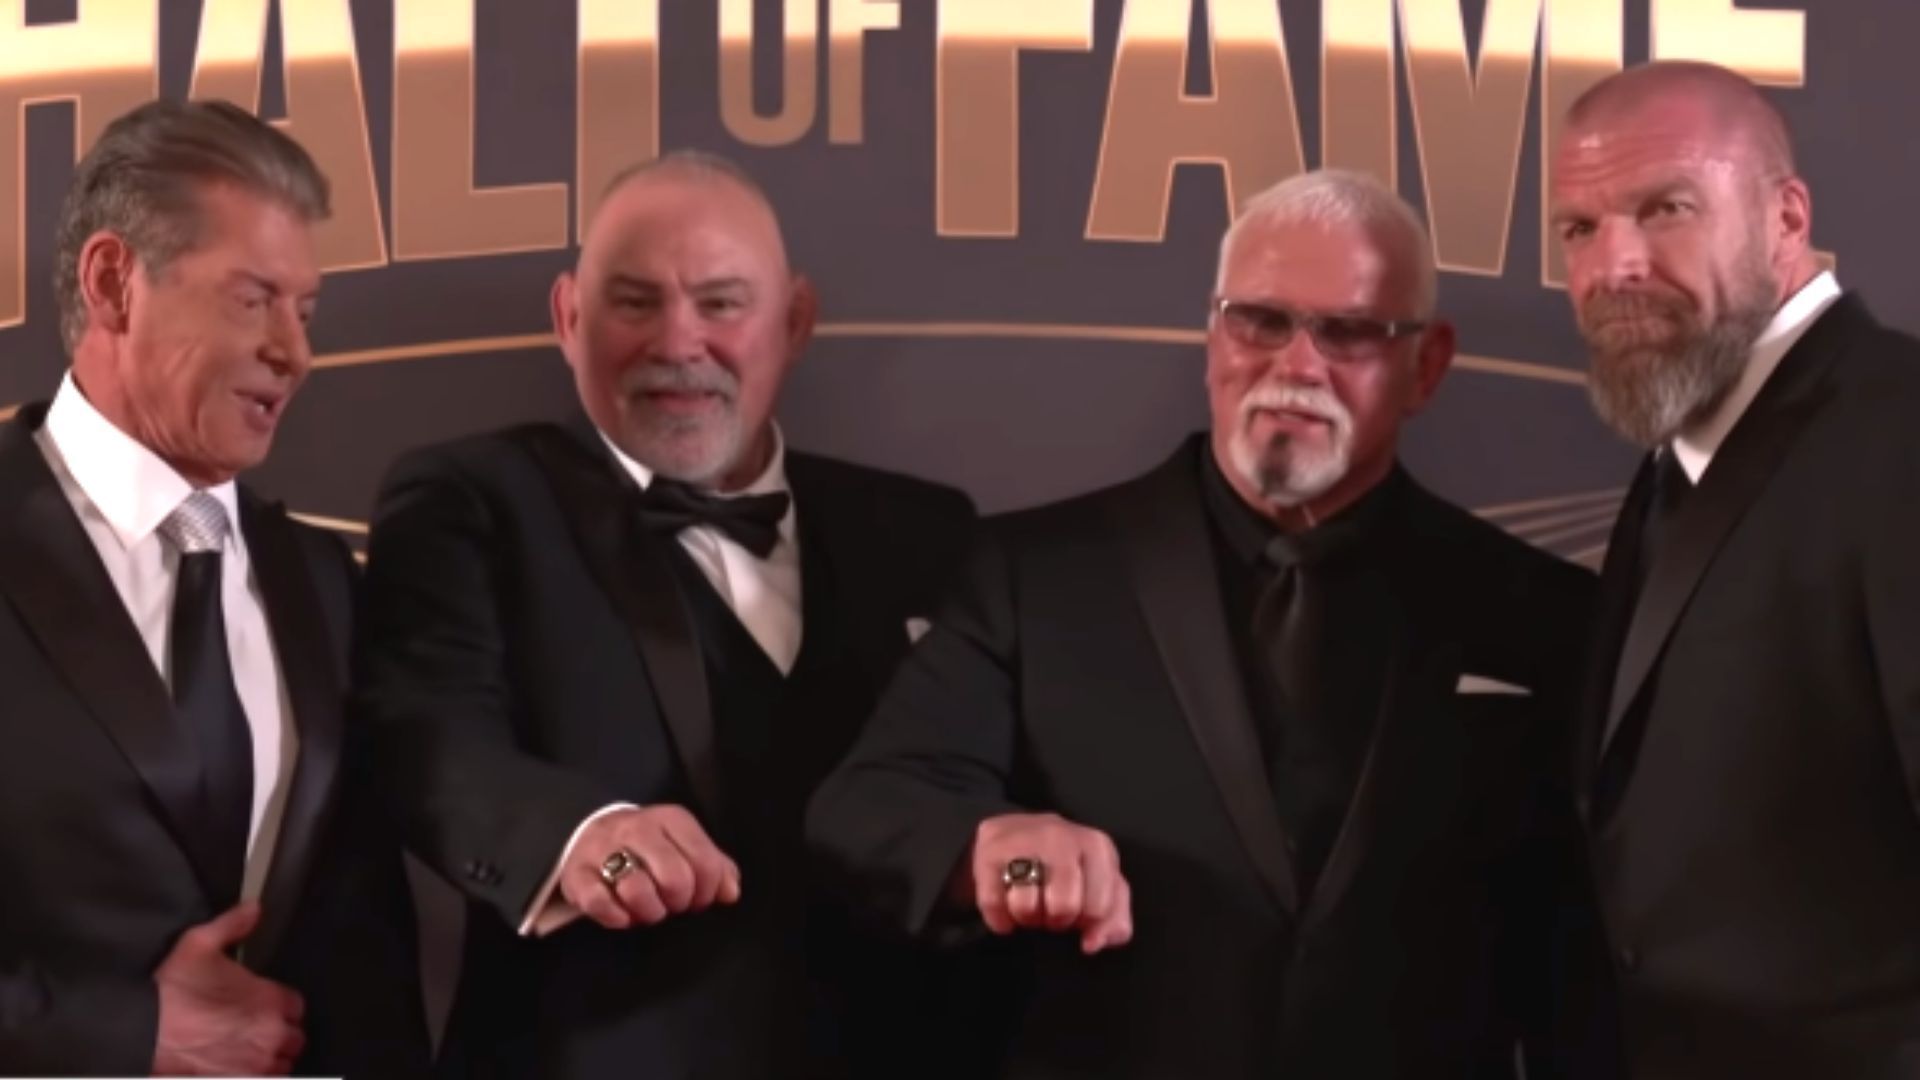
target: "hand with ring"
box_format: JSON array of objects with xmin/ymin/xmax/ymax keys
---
[
  {"xmin": 963, "ymin": 812, "xmax": 1133, "ymax": 954},
  {"xmin": 558, "ymin": 805, "xmax": 742, "ymax": 930}
]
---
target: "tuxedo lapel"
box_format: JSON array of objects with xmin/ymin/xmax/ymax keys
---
[
  {"xmin": 1294, "ymin": 487, "xmax": 1468, "ymax": 933},
  {"xmin": 518, "ymin": 422, "xmax": 723, "ymax": 815},
  {"xmin": 1578, "ymin": 457, "xmax": 1655, "ymax": 817},
  {"xmin": 1602, "ymin": 297, "xmax": 1856, "ymax": 754},
  {"xmin": 784, "ymin": 461, "xmax": 897, "ymax": 737},
  {"xmin": 240, "ymin": 493, "xmax": 343, "ymax": 969},
  {"xmin": 0, "ymin": 405, "xmax": 227, "ymax": 903},
  {"xmin": 1112, "ymin": 440, "xmax": 1299, "ymax": 915}
]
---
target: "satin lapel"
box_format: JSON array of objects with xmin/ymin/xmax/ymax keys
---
[
  {"xmin": 1576, "ymin": 457, "xmax": 1654, "ymax": 818},
  {"xmin": 0, "ymin": 406, "xmax": 226, "ymax": 903},
  {"xmin": 1111, "ymin": 440, "xmax": 1298, "ymax": 914},
  {"xmin": 1602, "ymin": 300, "xmax": 1854, "ymax": 752},
  {"xmin": 240, "ymin": 493, "xmax": 344, "ymax": 970},
  {"xmin": 518, "ymin": 423, "xmax": 723, "ymax": 815}
]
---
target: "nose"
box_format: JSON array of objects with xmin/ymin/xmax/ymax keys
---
[
  {"xmin": 261, "ymin": 301, "xmax": 312, "ymax": 377},
  {"xmin": 1269, "ymin": 327, "xmax": 1332, "ymax": 387},
  {"xmin": 1590, "ymin": 216, "xmax": 1651, "ymax": 292},
  {"xmin": 653, "ymin": 295, "xmax": 710, "ymax": 364}
]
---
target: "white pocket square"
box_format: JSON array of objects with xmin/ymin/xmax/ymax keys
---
[
  {"xmin": 1456, "ymin": 674, "xmax": 1531, "ymax": 696},
  {"xmin": 905, "ymin": 617, "xmax": 932, "ymax": 643}
]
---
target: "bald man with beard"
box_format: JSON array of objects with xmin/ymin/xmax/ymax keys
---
[
  {"xmin": 352, "ymin": 152, "xmax": 978, "ymax": 1079},
  {"xmin": 1551, "ymin": 61, "xmax": 1920, "ymax": 1077}
]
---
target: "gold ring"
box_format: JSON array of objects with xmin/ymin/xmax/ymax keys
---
[{"xmin": 1001, "ymin": 857, "xmax": 1047, "ymax": 888}]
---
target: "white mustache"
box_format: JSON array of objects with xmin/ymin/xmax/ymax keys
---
[
  {"xmin": 1238, "ymin": 382, "xmax": 1351, "ymax": 433},
  {"xmin": 624, "ymin": 361, "xmax": 739, "ymax": 400}
]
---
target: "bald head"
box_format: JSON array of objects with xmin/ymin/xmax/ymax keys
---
[
  {"xmin": 582, "ymin": 150, "xmax": 792, "ymax": 277},
  {"xmin": 1568, "ymin": 61, "xmax": 1796, "ymax": 183}
]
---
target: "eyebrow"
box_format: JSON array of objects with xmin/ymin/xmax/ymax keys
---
[
  {"xmin": 602, "ymin": 274, "xmax": 753, "ymax": 293},
  {"xmin": 228, "ymin": 268, "xmax": 320, "ymax": 302}
]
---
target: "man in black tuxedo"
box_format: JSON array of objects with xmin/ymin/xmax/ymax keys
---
[
  {"xmin": 1552, "ymin": 61, "xmax": 1920, "ymax": 1076},
  {"xmin": 353, "ymin": 152, "xmax": 977, "ymax": 1078},
  {"xmin": 808, "ymin": 170, "xmax": 1607, "ymax": 1078},
  {"xmin": 0, "ymin": 101, "xmax": 426, "ymax": 1076}
]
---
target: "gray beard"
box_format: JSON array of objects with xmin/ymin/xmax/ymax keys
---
[{"xmin": 1586, "ymin": 308, "xmax": 1768, "ymax": 449}]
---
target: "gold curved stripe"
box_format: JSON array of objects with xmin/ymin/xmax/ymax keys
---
[
  {"xmin": 1526, "ymin": 516, "xmax": 1619, "ymax": 548},
  {"xmin": 1474, "ymin": 487, "xmax": 1625, "ymax": 521},
  {"xmin": 2, "ymin": 322, "xmax": 1587, "ymax": 417},
  {"xmin": 289, "ymin": 511, "xmax": 369, "ymax": 535},
  {"xmin": 1567, "ymin": 541, "xmax": 1609, "ymax": 568},
  {"xmin": 1505, "ymin": 501, "xmax": 1622, "ymax": 539}
]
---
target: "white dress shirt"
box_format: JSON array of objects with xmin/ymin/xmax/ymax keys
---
[
  {"xmin": 519, "ymin": 426, "xmax": 803, "ymax": 936},
  {"xmin": 33, "ymin": 373, "xmax": 299, "ymax": 903},
  {"xmin": 1671, "ymin": 271, "xmax": 1843, "ymax": 483}
]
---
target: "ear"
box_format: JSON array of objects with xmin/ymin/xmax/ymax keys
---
[
  {"xmin": 76, "ymin": 230, "xmax": 135, "ymax": 335},
  {"xmin": 1404, "ymin": 318, "xmax": 1456, "ymax": 416},
  {"xmin": 550, "ymin": 270, "xmax": 582, "ymax": 365},
  {"xmin": 1773, "ymin": 175, "xmax": 1813, "ymax": 265},
  {"xmin": 784, "ymin": 273, "xmax": 819, "ymax": 359}
]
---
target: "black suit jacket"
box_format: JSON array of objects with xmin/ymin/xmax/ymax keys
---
[
  {"xmin": 1581, "ymin": 293, "xmax": 1920, "ymax": 1078},
  {"xmin": 808, "ymin": 436, "xmax": 1608, "ymax": 1079},
  {"xmin": 0, "ymin": 404, "xmax": 428, "ymax": 1076},
  {"xmin": 352, "ymin": 421, "xmax": 977, "ymax": 1078}
]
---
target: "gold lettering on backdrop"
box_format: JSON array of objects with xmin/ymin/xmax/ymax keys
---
[
  {"xmin": 0, "ymin": 0, "xmax": 156, "ymax": 329},
  {"xmin": 391, "ymin": 0, "xmax": 566, "ymax": 260},
  {"xmin": 719, "ymin": 0, "xmax": 817, "ymax": 146},
  {"xmin": 1321, "ymin": 0, "xmax": 1396, "ymax": 185},
  {"xmin": 1086, "ymin": 0, "xmax": 1306, "ymax": 243},
  {"xmin": 827, "ymin": 0, "xmax": 899, "ymax": 143},
  {"xmin": 935, "ymin": 0, "xmax": 1093, "ymax": 237},
  {"xmin": 1652, "ymin": 0, "xmax": 1804, "ymax": 85},
  {"xmin": 190, "ymin": 0, "xmax": 386, "ymax": 272},
  {"xmin": 1541, "ymin": 0, "xmax": 1622, "ymax": 286},
  {"xmin": 577, "ymin": 0, "xmax": 659, "ymax": 239},
  {"xmin": 1401, "ymin": 0, "xmax": 1539, "ymax": 276}
]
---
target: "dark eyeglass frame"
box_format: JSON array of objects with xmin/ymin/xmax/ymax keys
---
[{"xmin": 1212, "ymin": 298, "xmax": 1428, "ymax": 361}]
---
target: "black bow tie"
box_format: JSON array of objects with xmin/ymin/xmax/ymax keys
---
[{"xmin": 633, "ymin": 478, "xmax": 791, "ymax": 558}]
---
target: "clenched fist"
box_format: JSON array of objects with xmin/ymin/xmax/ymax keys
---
[
  {"xmin": 558, "ymin": 804, "xmax": 742, "ymax": 930},
  {"xmin": 963, "ymin": 812, "xmax": 1133, "ymax": 954}
]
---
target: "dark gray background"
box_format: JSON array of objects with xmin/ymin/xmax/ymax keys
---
[{"xmin": 1, "ymin": 0, "xmax": 1906, "ymax": 561}]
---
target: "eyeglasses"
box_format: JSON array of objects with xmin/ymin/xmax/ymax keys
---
[{"xmin": 1212, "ymin": 298, "xmax": 1427, "ymax": 360}]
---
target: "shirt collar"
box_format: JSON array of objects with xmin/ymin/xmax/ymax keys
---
[
  {"xmin": 598, "ymin": 421, "xmax": 794, "ymax": 507},
  {"xmin": 1671, "ymin": 270, "xmax": 1842, "ymax": 483},
  {"xmin": 43, "ymin": 372, "xmax": 241, "ymax": 552}
]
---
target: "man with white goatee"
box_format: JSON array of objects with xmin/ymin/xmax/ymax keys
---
[{"xmin": 810, "ymin": 168, "xmax": 1615, "ymax": 1078}]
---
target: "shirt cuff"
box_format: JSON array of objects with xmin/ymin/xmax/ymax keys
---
[{"xmin": 516, "ymin": 802, "xmax": 641, "ymax": 938}]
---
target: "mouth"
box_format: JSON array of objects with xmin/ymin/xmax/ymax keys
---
[
  {"xmin": 1247, "ymin": 405, "xmax": 1333, "ymax": 433},
  {"xmin": 233, "ymin": 389, "xmax": 286, "ymax": 432},
  {"xmin": 639, "ymin": 389, "xmax": 728, "ymax": 415}
]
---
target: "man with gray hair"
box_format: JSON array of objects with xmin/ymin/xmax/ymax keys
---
[
  {"xmin": 810, "ymin": 168, "xmax": 1610, "ymax": 1077},
  {"xmin": 0, "ymin": 99, "xmax": 426, "ymax": 1074}
]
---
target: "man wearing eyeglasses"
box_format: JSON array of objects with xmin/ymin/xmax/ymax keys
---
[{"xmin": 809, "ymin": 169, "xmax": 1612, "ymax": 1077}]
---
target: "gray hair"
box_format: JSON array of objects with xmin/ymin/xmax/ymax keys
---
[
  {"xmin": 53, "ymin": 98, "xmax": 330, "ymax": 352},
  {"xmin": 1216, "ymin": 168, "xmax": 1438, "ymax": 318}
]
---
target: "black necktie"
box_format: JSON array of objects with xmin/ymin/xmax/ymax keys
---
[
  {"xmin": 634, "ymin": 478, "xmax": 791, "ymax": 558},
  {"xmin": 1634, "ymin": 450, "xmax": 1694, "ymax": 596},
  {"xmin": 160, "ymin": 493, "xmax": 254, "ymax": 908},
  {"xmin": 1250, "ymin": 535, "xmax": 1343, "ymax": 895}
]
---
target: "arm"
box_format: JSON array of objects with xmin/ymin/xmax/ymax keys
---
[{"xmin": 353, "ymin": 450, "xmax": 620, "ymax": 927}]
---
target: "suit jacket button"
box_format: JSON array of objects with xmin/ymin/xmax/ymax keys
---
[{"xmin": 1619, "ymin": 947, "xmax": 1640, "ymax": 973}]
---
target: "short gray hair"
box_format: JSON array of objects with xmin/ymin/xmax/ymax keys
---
[
  {"xmin": 53, "ymin": 98, "xmax": 330, "ymax": 352},
  {"xmin": 1216, "ymin": 168, "xmax": 1438, "ymax": 318}
]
